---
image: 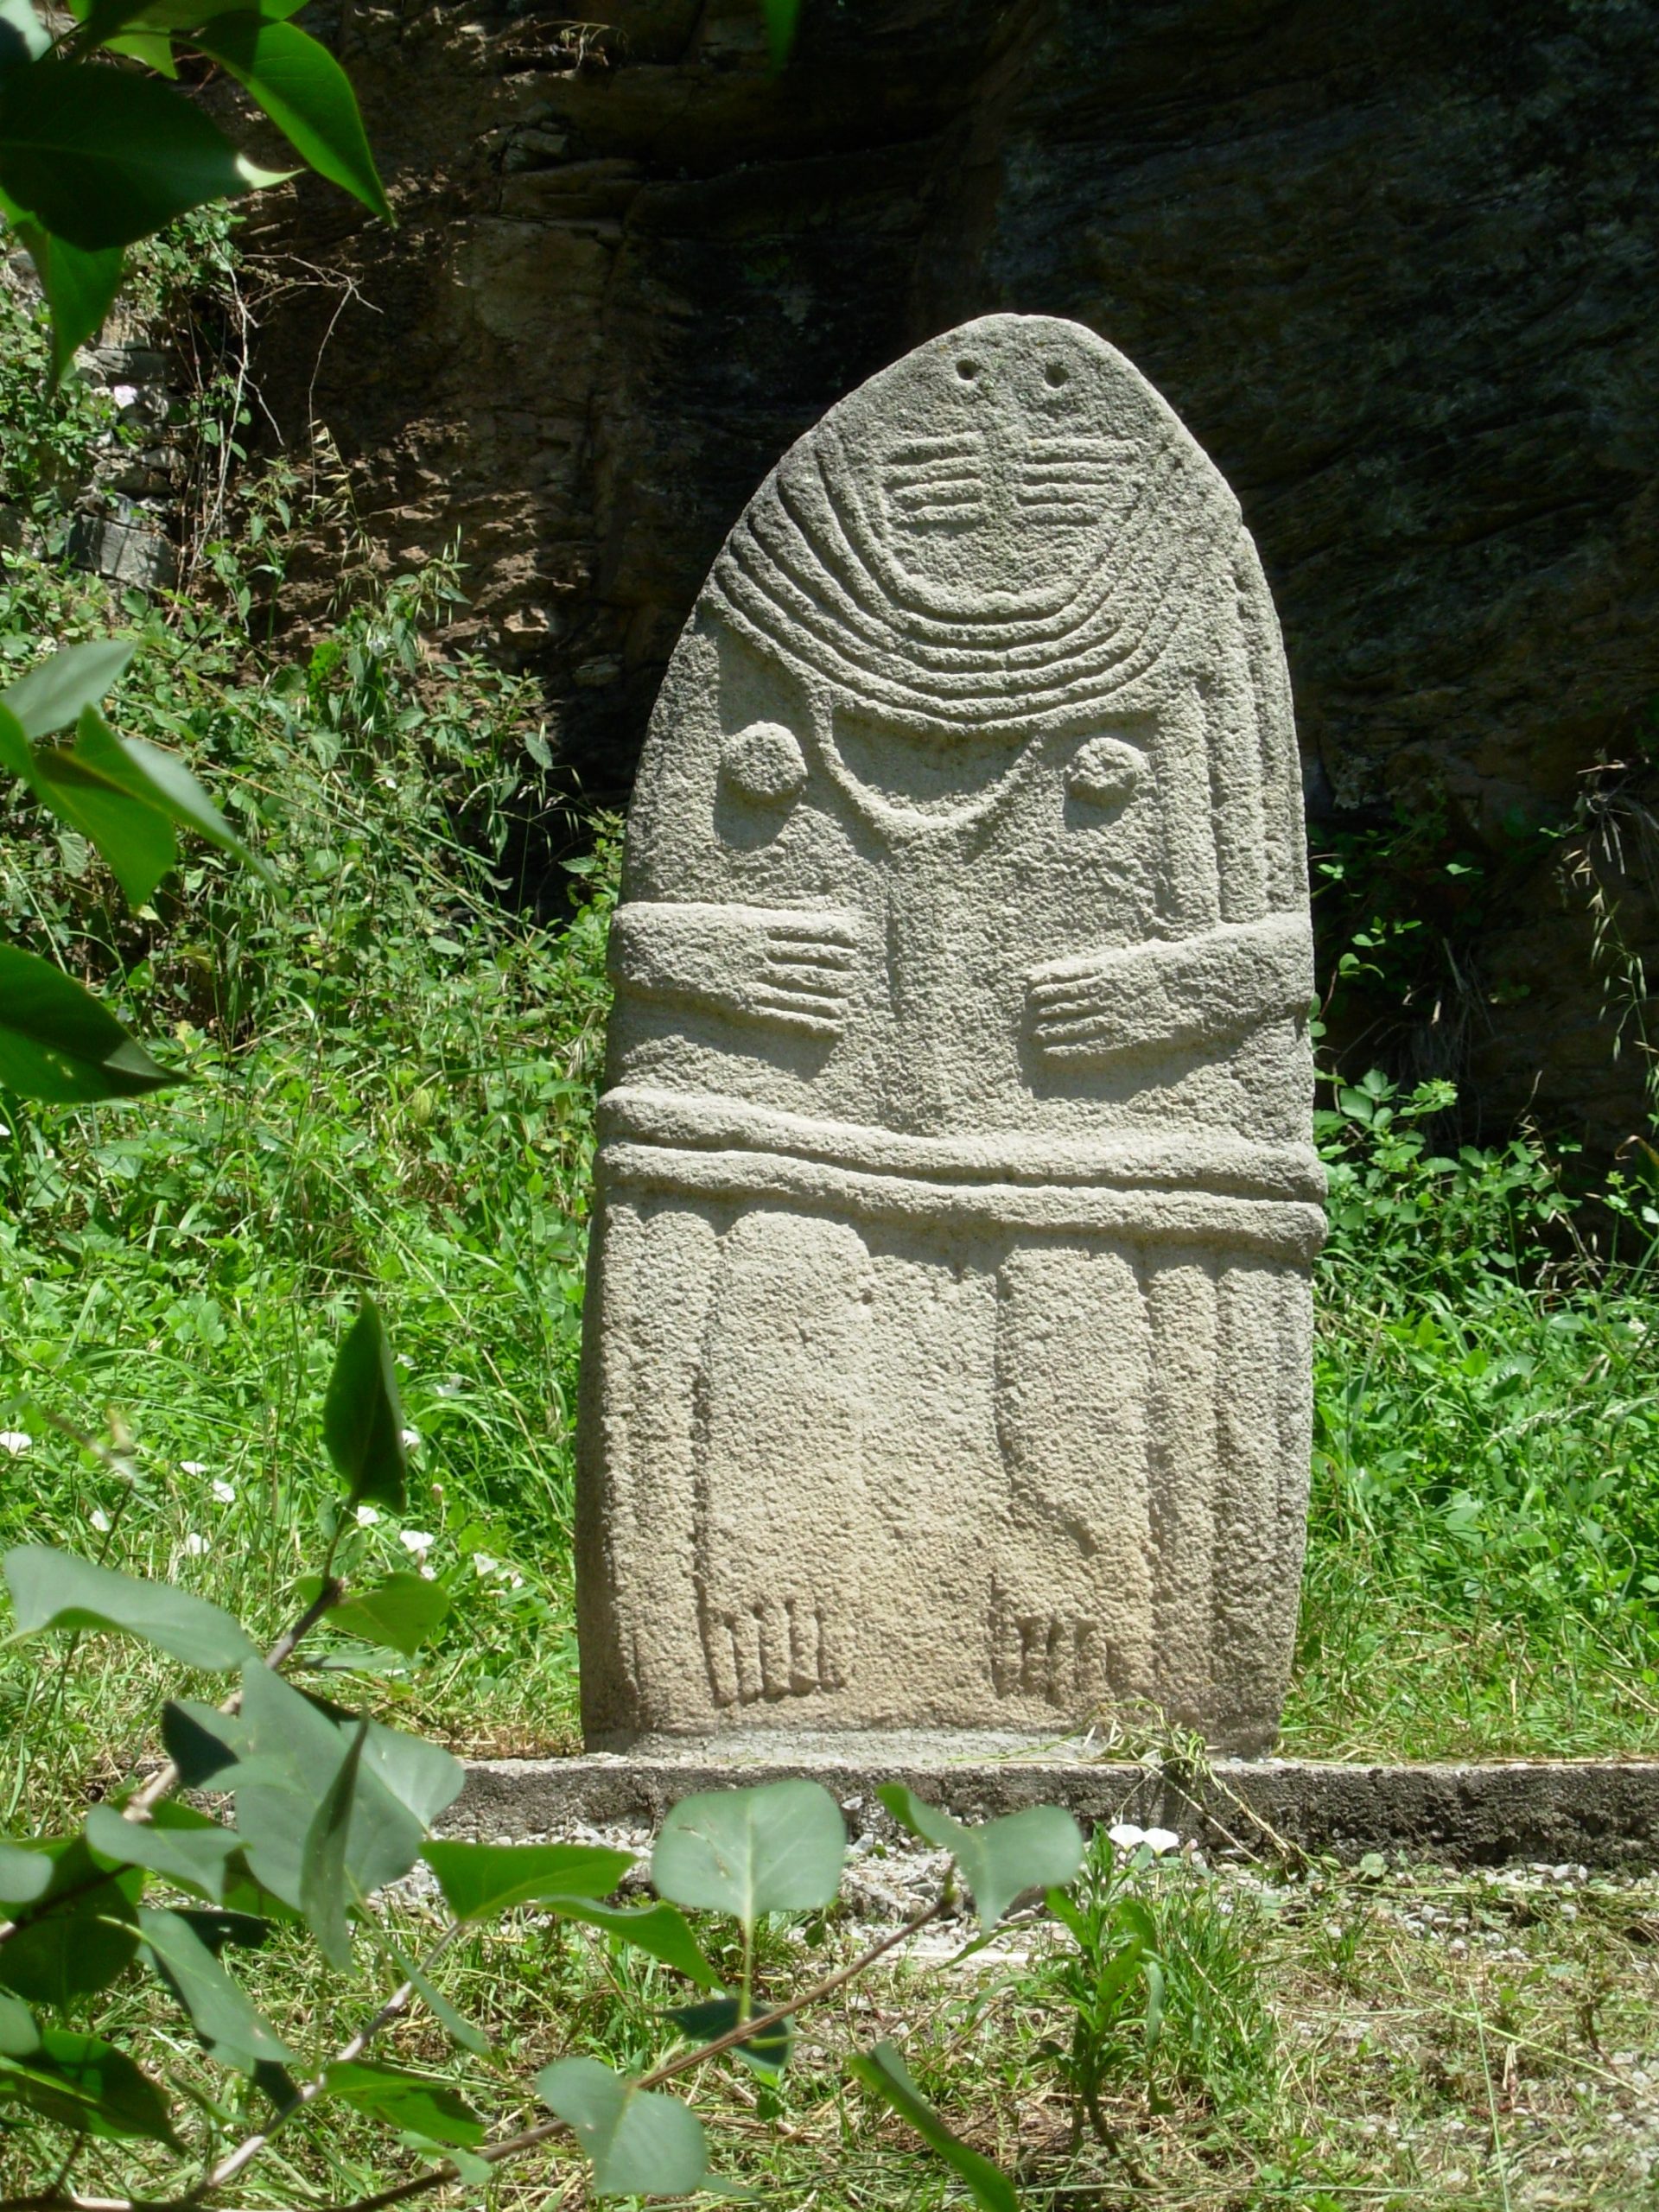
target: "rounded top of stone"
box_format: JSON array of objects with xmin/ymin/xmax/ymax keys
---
[{"xmin": 708, "ymin": 314, "xmax": 1241, "ymax": 733}]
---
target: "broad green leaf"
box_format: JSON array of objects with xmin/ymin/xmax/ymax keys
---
[
  {"xmin": 877, "ymin": 1786, "xmax": 1084, "ymax": 1931},
  {"xmin": 847, "ymin": 2041, "xmax": 1016, "ymax": 2212},
  {"xmin": 3, "ymin": 1545, "xmax": 257, "ymax": 1670},
  {"xmin": 547, "ymin": 1897, "xmax": 721, "ymax": 1991},
  {"xmin": 323, "ymin": 1299, "xmax": 407, "ymax": 1510},
  {"xmin": 84, "ymin": 1801, "xmax": 239, "ymax": 1903},
  {"xmin": 323, "ymin": 2059, "xmax": 485, "ymax": 2147},
  {"xmin": 422, "ymin": 1839, "xmax": 632, "ymax": 1922},
  {"xmin": 0, "ymin": 59, "xmax": 260, "ymax": 251},
  {"xmin": 31, "ymin": 728, "xmax": 176, "ymax": 906},
  {"xmin": 359, "ymin": 1711, "xmax": 463, "ymax": 1829},
  {"xmin": 652, "ymin": 1779, "xmax": 845, "ymax": 1929},
  {"xmin": 0, "ymin": 1840, "xmax": 143, "ymax": 2005},
  {"xmin": 0, "ymin": 2027, "xmax": 181, "ymax": 2147},
  {"xmin": 12, "ymin": 223, "xmax": 124, "ymax": 382},
  {"xmin": 667, "ymin": 1995, "xmax": 791, "ymax": 2077},
  {"xmin": 27, "ymin": 706, "xmax": 273, "ymax": 905},
  {"xmin": 0, "ymin": 0, "xmax": 48, "ymax": 71},
  {"xmin": 0, "ymin": 1840, "xmax": 52, "ymax": 1908},
  {"xmin": 760, "ymin": 0, "xmax": 800, "ymax": 67},
  {"xmin": 0, "ymin": 943, "xmax": 181, "ymax": 1102},
  {"xmin": 72, "ymin": 0, "xmax": 312, "ymax": 43},
  {"xmin": 327, "ymin": 1572, "xmax": 450, "ymax": 1656},
  {"xmin": 190, "ymin": 14, "xmax": 391, "ymax": 221},
  {"xmin": 137, "ymin": 1905, "xmax": 294, "ymax": 2075},
  {"xmin": 0, "ymin": 699, "xmax": 27, "ymax": 780},
  {"xmin": 102, "ymin": 26, "xmax": 175, "ymax": 70},
  {"xmin": 0, "ymin": 639, "xmax": 135, "ymax": 738},
  {"xmin": 537, "ymin": 2056, "xmax": 708, "ymax": 2199},
  {"xmin": 78, "ymin": 708, "xmax": 271, "ymax": 881},
  {"xmin": 300, "ymin": 1713, "xmax": 366, "ymax": 1969},
  {"xmin": 0, "ymin": 1993, "xmax": 36, "ymax": 2056}
]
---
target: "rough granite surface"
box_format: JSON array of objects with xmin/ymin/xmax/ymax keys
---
[{"xmin": 577, "ymin": 315, "xmax": 1321, "ymax": 1757}]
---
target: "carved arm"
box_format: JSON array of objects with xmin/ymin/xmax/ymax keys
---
[
  {"xmin": 1028, "ymin": 912, "xmax": 1313, "ymax": 1065},
  {"xmin": 609, "ymin": 901, "xmax": 860, "ymax": 1042}
]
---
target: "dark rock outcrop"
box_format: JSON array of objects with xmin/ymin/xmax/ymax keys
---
[{"xmin": 244, "ymin": 0, "xmax": 1659, "ymax": 1150}]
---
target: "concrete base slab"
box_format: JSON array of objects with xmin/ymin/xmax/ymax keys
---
[{"xmin": 448, "ymin": 1754, "xmax": 1659, "ymax": 1869}]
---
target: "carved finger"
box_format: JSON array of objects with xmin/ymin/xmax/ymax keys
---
[{"xmin": 769, "ymin": 918, "xmax": 860, "ymax": 950}]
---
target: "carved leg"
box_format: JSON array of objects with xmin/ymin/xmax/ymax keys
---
[
  {"xmin": 576, "ymin": 1192, "xmax": 721, "ymax": 1742},
  {"xmin": 990, "ymin": 1239, "xmax": 1155, "ymax": 1719},
  {"xmin": 694, "ymin": 1206, "xmax": 872, "ymax": 1710}
]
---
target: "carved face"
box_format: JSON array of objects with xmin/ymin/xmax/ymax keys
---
[
  {"xmin": 707, "ymin": 313, "xmax": 1240, "ymax": 759},
  {"xmin": 872, "ymin": 324, "xmax": 1147, "ymax": 613}
]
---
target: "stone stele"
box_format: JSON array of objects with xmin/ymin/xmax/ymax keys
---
[{"xmin": 576, "ymin": 313, "xmax": 1324, "ymax": 1758}]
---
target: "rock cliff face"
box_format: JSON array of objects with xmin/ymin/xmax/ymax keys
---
[{"xmin": 245, "ymin": 0, "xmax": 1659, "ymax": 1151}]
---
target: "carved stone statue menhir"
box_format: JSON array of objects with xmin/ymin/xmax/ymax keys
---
[{"xmin": 576, "ymin": 314, "xmax": 1324, "ymax": 1757}]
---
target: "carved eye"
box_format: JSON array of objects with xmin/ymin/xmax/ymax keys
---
[
  {"xmin": 1067, "ymin": 735, "xmax": 1146, "ymax": 810},
  {"xmin": 721, "ymin": 721, "xmax": 808, "ymax": 804}
]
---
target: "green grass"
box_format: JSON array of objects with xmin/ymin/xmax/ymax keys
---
[{"xmin": 7, "ymin": 1827, "xmax": 1659, "ymax": 2210}]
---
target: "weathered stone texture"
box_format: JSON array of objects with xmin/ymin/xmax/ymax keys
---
[
  {"xmin": 577, "ymin": 315, "xmax": 1320, "ymax": 1753},
  {"xmin": 248, "ymin": 0, "xmax": 1659, "ymax": 1148}
]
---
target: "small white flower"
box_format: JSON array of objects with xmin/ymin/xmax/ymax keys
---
[
  {"xmin": 211, "ymin": 1479, "xmax": 236, "ymax": 1504},
  {"xmin": 89, "ymin": 1507, "xmax": 111, "ymax": 1534},
  {"xmin": 508, "ymin": 1573, "xmax": 524, "ymax": 1591},
  {"xmin": 399, "ymin": 1529, "xmax": 435, "ymax": 1555},
  {"xmin": 418, "ymin": 1563, "xmax": 436, "ymax": 1581},
  {"xmin": 180, "ymin": 1459, "xmax": 207, "ymax": 1476},
  {"xmin": 1108, "ymin": 1821, "xmax": 1147, "ymax": 1852},
  {"xmin": 0, "ymin": 1431, "xmax": 31, "ymax": 1456},
  {"xmin": 472, "ymin": 1552, "xmax": 500, "ymax": 1579},
  {"xmin": 111, "ymin": 382, "xmax": 139, "ymax": 407},
  {"xmin": 183, "ymin": 1532, "xmax": 210, "ymax": 1557},
  {"xmin": 0, "ymin": 1122, "xmax": 11, "ymax": 1138},
  {"xmin": 355, "ymin": 1503, "xmax": 380, "ymax": 1527},
  {"xmin": 399, "ymin": 1427, "xmax": 422, "ymax": 1450},
  {"xmin": 1142, "ymin": 1827, "xmax": 1182, "ymax": 1856}
]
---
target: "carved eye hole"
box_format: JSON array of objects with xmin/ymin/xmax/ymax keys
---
[
  {"xmin": 1045, "ymin": 361, "xmax": 1070, "ymax": 388},
  {"xmin": 956, "ymin": 358, "xmax": 980, "ymax": 382},
  {"xmin": 1067, "ymin": 735, "xmax": 1146, "ymax": 810},
  {"xmin": 721, "ymin": 721, "xmax": 808, "ymax": 804}
]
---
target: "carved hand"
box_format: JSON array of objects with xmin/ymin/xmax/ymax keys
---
[
  {"xmin": 610, "ymin": 901, "xmax": 860, "ymax": 1042},
  {"xmin": 1028, "ymin": 912, "xmax": 1313, "ymax": 1065}
]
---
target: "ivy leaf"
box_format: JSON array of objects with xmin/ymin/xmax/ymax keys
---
[
  {"xmin": 422, "ymin": 1840, "xmax": 632, "ymax": 1922},
  {"xmin": 0, "ymin": 638, "xmax": 135, "ymax": 737},
  {"xmin": 877, "ymin": 1786, "xmax": 1084, "ymax": 1930},
  {"xmin": 322, "ymin": 1300, "xmax": 407, "ymax": 1510},
  {"xmin": 323, "ymin": 2060, "xmax": 485, "ymax": 2147},
  {"xmin": 189, "ymin": 14, "xmax": 391, "ymax": 221},
  {"xmin": 652, "ymin": 1779, "xmax": 845, "ymax": 1933},
  {"xmin": 0, "ymin": 943, "xmax": 181, "ymax": 1102},
  {"xmin": 847, "ymin": 2041, "xmax": 1016, "ymax": 2212},
  {"xmin": 537, "ymin": 2056, "xmax": 708, "ymax": 2198},
  {"xmin": 0, "ymin": 59, "xmax": 270, "ymax": 251},
  {"xmin": 0, "ymin": 2028, "xmax": 181, "ymax": 2147},
  {"xmin": 137, "ymin": 1906, "xmax": 294, "ymax": 2078},
  {"xmin": 326, "ymin": 1573, "xmax": 450, "ymax": 1656},
  {"xmin": 3, "ymin": 1545, "xmax": 257, "ymax": 1670}
]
